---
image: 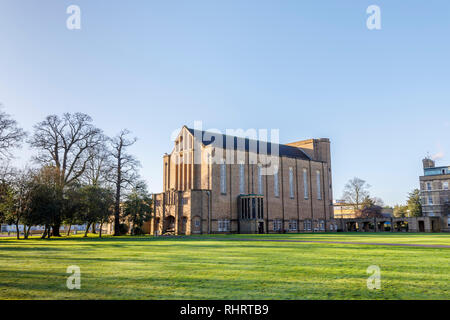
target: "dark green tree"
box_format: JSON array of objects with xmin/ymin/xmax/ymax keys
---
[
  {"xmin": 407, "ymin": 189, "xmax": 422, "ymax": 217},
  {"xmin": 123, "ymin": 181, "xmax": 152, "ymax": 235},
  {"xmin": 79, "ymin": 185, "xmax": 114, "ymax": 237}
]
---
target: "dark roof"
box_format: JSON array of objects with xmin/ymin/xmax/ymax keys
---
[{"xmin": 186, "ymin": 127, "xmax": 311, "ymax": 161}]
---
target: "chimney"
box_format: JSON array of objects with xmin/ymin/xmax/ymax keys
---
[{"xmin": 422, "ymin": 158, "xmax": 435, "ymax": 169}]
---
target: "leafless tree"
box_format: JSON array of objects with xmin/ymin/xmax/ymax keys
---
[
  {"xmin": 0, "ymin": 106, "xmax": 26, "ymax": 159},
  {"xmin": 28, "ymin": 113, "xmax": 103, "ymax": 235},
  {"xmin": 83, "ymin": 143, "xmax": 113, "ymax": 187},
  {"xmin": 342, "ymin": 177, "xmax": 371, "ymax": 210},
  {"xmin": 108, "ymin": 129, "xmax": 140, "ymax": 236}
]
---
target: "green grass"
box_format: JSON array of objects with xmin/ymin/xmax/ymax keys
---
[{"xmin": 0, "ymin": 233, "xmax": 449, "ymax": 300}]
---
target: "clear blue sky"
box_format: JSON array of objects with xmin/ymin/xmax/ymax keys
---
[{"xmin": 0, "ymin": 1, "xmax": 449, "ymax": 206}]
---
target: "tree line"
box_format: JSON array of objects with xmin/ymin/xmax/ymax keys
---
[
  {"xmin": 342, "ymin": 177, "xmax": 422, "ymax": 218},
  {"xmin": 0, "ymin": 106, "xmax": 152, "ymax": 239}
]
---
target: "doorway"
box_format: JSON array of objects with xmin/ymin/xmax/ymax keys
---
[
  {"xmin": 258, "ymin": 222, "xmax": 265, "ymax": 234},
  {"xmin": 418, "ymin": 221, "xmax": 425, "ymax": 232}
]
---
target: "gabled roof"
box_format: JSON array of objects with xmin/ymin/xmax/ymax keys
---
[{"xmin": 186, "ymin": 127, "xmax": 311, "ymax": 161}]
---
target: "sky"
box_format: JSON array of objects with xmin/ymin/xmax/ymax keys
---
[{"xmin": 0, "ymin": 1, "xmax": 449, "ymax": 206}]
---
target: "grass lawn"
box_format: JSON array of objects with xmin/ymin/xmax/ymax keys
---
[{"xmin": 0, "ymin": 233, "xmax": 449, "ymax": 300}]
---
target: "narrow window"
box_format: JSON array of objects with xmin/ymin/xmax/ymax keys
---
[
  {"xmin": 427, "ymin": 182, "xmax": 432, "ymax": 191},
  {"xmin": 239, "ymin": 163, "xmax": 245, "ymax": 194},
  {"xmin": 274, "ymin": 166, "xmax": 279, "ymax": 197},
  {"xmin": 273, "ymin": 219, "xmax": 282, "ymax": 231},
  {"xmin": 303, "ymin": 168, "xmax": 308, "ymax": 199},
  {"xmin": 289, "ymin": 220, "xmax": 297, "ymax": 231},
  {"xmin": 220, "ymin": 161, "xmax": 227, "ymax": 194},
  {"xmin": 289, "ymin": 167, "xmax": 294, "ymax": 199},
  {"xmin": 428, "ymin": 196, "xmax": 433, "ymax": 205},
  {"xmin": 316, "ymin": 170, "xmax": 322, "ymax": 200},
  {"xmin": 443, "ymin": 181, "xmax": 448, "ymax": 190},
  {"xmin": 258, "ymin": 165, "xmax": 263, "ymax": 194},
  {"xmin": 304, "ymin": 220, "xmax": 311, "ymax": 231},
  {"xmin": 219, "ymin": 220, "xmax": 230, "ymax": 232},
  {"xmin": 319, "ymin": 220, "xmax": 325, "ymax": 231}
]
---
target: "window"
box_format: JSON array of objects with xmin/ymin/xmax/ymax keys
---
[
  {"xmin": 218, "ymin": 220, "xmax": 230, "ymax": 232},
  {"xmin": 303, "ymin": 168, "xmax": 308, "ymax": 199},
  {"xmin": 428, "ymin": 196, "xmax": 433, "ymax": 205},
  {"xmin": 154, "ymin": 200, "xmax": 161, "ymax": 207},
  {"xmin": 274, "ymin": 166, "xmax": 279, "ymax": 197},
  {"xmin": 288, "ymin": 220, "xmax": 298, "ymax": 231},
  {"xmin": 181, "ymin": 198, "xmax": 189, "ymax": 205},
  {"xmin": 330, "ymin": 224, "xmax": 334, "ymax": 231},
  {"xmin": 443, "ymin": 181, "xmax": 449, "ymax": 190},
  {"xmin": 427, "ymin": 182, "xmax": 432, "ymax": 191},
  {"xmin": 273, "ymin": 219, "xmax": 282, "ymax": 232},
  {"xmin": 239, "ymin": 163, "xmax": 245, "ymax": 194},
  {"xmin": 429, "ymin": 211, "xmax": 435, "ymax": 217},
  {"xmin": 316, "ymin": 170, "xmax": 322, "ymax": 200},
  {"xmin": 304, "ymin": 220, "xmax": 312, "ymax": 231},
  {"xmin": 194, "ymin": 218, "xmax": 201, "ymax": 228},
  {"xmin": 220, "ymin": 161, "xmax": 227, "ymax": 194},
  {"xmin": 319, "ymin": 220, "xmax": 325, "ymax": 231},
  {"xmin": 258, "ymin": 165, "xmax": 263, "ymax": 194},
  {"xmin": 289, "ymin": 167, "xmax": 294, "ymax": 199}
]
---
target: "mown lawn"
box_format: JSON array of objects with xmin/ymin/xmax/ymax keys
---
[{"xmin": 0, "ymin": 233, "xmax": 449, "ymax": 300}]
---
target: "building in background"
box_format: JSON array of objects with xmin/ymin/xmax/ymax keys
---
[
  {"xmin": 333, "ymin": 200, "xmax": 358, "ymax": 219},
  {"xmin": 151, "ymin": 126, "xmax": 335, "ymax": 235},
  {"xmin": 419, "ymin": 158, "xmax": 450, "ymax": 232},
  {"xmin": 333, "ymin": 200, "xmax": 393, "ymax": 219}
]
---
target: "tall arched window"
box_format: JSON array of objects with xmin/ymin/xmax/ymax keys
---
[
  {"xmin": 220, "ymin": 160, "xmax": 227, "ymax": 194},
  {"xmin": 274, "ymin": 165, "xmax": 279, "ymax": 197}
]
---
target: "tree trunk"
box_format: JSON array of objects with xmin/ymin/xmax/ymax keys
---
[
  {"xmin": 91, "ymin": 223, "xmax": 96, "ymax": 234},
  {"xmin": 114, "ymin": 152, "xmax": 122, "ymax": 236},
  {"xmin": 114, "ymin": 182, "xmax": 121, "ymax": 236},
  {"xmin": 99, "ymin": 222, "xmax": 103, "ymax": 238},
  {"xmin": 52, "ymin": 222, "xmax": 62, "ymax": 237},
  {"xmin": 41, "ymin": 225, "xmax": 48, "ymax": 239},
  {"xmin": 47, "ymin": 225, "xmax": 51, "ymax": 239},
  {"xmin": 66, "ymin": 224, "xmax": 72, "ymax": 236},
  {"xmin": 15, "ymin": 222, "xmax": 20, "ymax": 240},
  {"xmin": 84, "ymin": 223, "xmax": 91, "ymax": 237},
  {"xmin": 24, "ymin": 225, "xmax": 30, "ymax": 239}
]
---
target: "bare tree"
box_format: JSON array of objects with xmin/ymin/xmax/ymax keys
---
[
  {"xmin": 108, "ymin": 130, "xmax": 140, "ymax": 236},
  {"xmin": 28, "ymin": 113, "xmax": 103, "ymax": 236},
  {"xmin": 0, "ymin": 106, "xmax": 26, "ymax": 159},
  {"xmin": 342, "ymin": 177, "xmax": 371, "ymax": 210},
  {"xmin": 83, "ymin": 143, "xmax": 113, "ymax": 187}
]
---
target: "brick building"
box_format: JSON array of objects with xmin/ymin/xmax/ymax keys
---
[
  {"xmin": 150, "ymin": 126, "xmax": 336, "ymax": 235},
  {"xmin": 419, "ymin": 158, "xmax": 450, "ymax": 232}
]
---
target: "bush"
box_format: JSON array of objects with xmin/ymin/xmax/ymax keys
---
[
  {"xmin": 118, "ymin": 223, "xmax": 129, "ymax": 235},
  {"xmin": 132, "ymin": 226, "xmax": 145, "ymax": 235}
]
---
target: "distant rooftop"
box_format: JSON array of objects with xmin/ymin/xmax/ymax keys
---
[
  {"xmin": 422, "ymin": 158, "xmax": 449, "ymax": 176},
  {"xmin": 424, "ymin": 166, "xmax": 450, "ymax": 176}
]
